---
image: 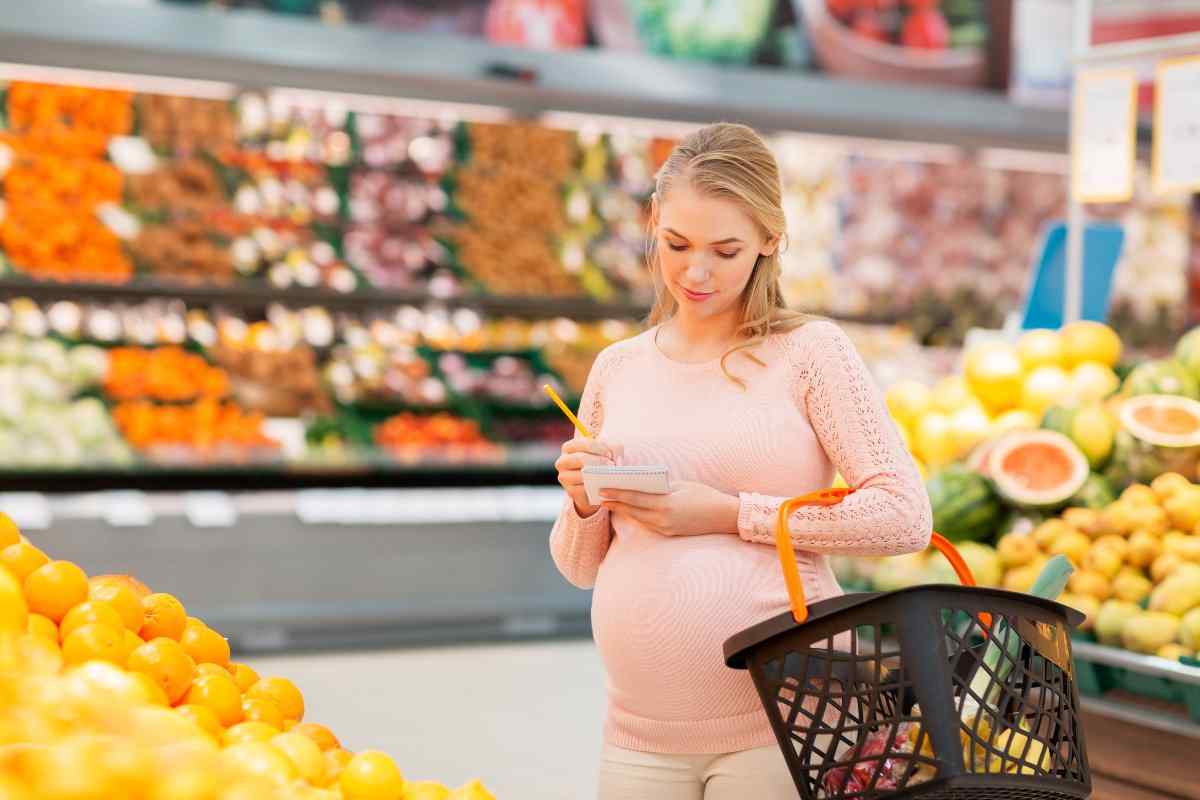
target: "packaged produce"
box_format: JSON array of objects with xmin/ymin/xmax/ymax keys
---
[{"xmin": 112, "ymin": 399, "xmax": 278, "ymax": 463}]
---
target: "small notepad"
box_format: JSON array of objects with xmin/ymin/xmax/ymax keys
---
[{"xmin": 582, "ymin": 465, "xmax": 671, "ymax": 507}]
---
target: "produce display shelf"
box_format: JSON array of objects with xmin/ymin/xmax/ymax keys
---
[
  {"xmin": 0, "ymin": 0, "xmax": 1069, "ymax": 153},
  {"xmin": 1072, "ymin": 639, "xmax": 1200, "ymax": 733}
]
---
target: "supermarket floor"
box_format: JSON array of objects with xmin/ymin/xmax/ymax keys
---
[{"xmin": 248, "ymin": 639, "xmax": 608, "ymax": 800}]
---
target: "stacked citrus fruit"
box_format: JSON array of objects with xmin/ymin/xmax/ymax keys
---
[
  {"xmin": 885, "ymin": 321, "xmax": 1123, "ymax": 473},
  {"xmin": 0, "ymin": 512, "xmax": 494, "ymax": 800}
]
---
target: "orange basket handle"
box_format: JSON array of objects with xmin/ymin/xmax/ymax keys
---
[{"xmin": 775, "ymin": 488, "xmax": 981, "ymax": 624}]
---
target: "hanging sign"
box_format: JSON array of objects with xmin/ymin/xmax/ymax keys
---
[
  {"xmin": 1154, "ymin": 55, "xmax": 1200, "ymax": 195},
  {"xmin": 1072, "ymin": 68, "xmax": 1138, "ymax": 203}
]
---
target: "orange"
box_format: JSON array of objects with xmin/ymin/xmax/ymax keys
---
[
  {"xmin": 195, "ymin": 662, "xmax": 231, "ymax": 678},
  {"xmin": 222, "ymin": 741, "xmax": 297, "ymax": 785},
  {"xmin": 121, "ymin": 629, "xmax": 143, "ymax": 665},
  {"xmin": 282, "ymin": 719, "xmax": 297, "ymax": 731},
  {"xmin": 224, "ymin": 721, "xmax": 282, "ymax": 746},
  {"xmin": 324, "ymin": 749, "xmax": 354, "ymax": 787},
  {"xmin": 180, "ymin": 617, "xmax": 230, "ymax": 668},
  {"xmin": 140, "ymin": 593, "xmax": 186, "ymax": 641},
  {"xmin": 271, "ymin": 732, "xmax": 325, "ymax": 785},
  {"xmin": 176, "ymin": 704, "xmax": 223, "ymax": 743},
  {"xmin": 61, "ymin": 621, "xmax": 125, "ymax": 666},
  {"xmin": 0, "ymin": 541, "xmax": 49, "ymax": 582},
  {"xmin": 127, "ymin": 637, "xmax": 196, "ymax": 705},
  {"xmin": 293, "ymin": 722, "xmax": 341, "ymax": 752},
  {"xmin": 89, "ymin": 578, "xmax": 145, "ymax": 631},
  {"xmin": 242, "ymin": 696, "xmax": 285, "ymax": 729},
  {"xmin": 59, "ymin": 600, "xmax": 124, "ymax": 644},
  {"xmin": 92, "ymin": 573, "xmax": 151, "ymax": 598},
  {"xmin": 340, "ymin": 750, "xmax": 405, "ymax": 800},
  {"xmin": 128, "ymin": 671, "xmax": 169, "ymax": 706},
  {"xmin": 23, "ymin": 560, "xmax": 88, "ymax": 623},
  {"xmin": 230, "ymin": 662, "xmax": 259, "ymax": 692},
  {"xmin": 0, "ymin": 567, "xmax": 28, "ymax": 634},
  {"xmin": 246, "ymin": 676, "xmax": 304, "ymax": 723},
  {"xmin": 27, "ymin": 613, "xmax": 57, "ymax": 641},
  {"xmin": 0, "ymin": 512, "xmax": 19, "ymax": 548},
  {"xmin": 183, "ymin": 673, "xmax": 244, "ymax": 727}
]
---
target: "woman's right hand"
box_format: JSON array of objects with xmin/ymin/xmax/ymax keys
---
[{"xmin": 556, "ymin": 438, "xmax": 622, "ymax": 517}]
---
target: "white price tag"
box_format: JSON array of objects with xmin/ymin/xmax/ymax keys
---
[
  {"xmin": 1072, "ymin": 68, "xmax": 1138, "ymax": 203},
  {"xmin": 184, "ymin": 492, "xmax": 238, "ymax": 528},
  {"xmin": 1154, "ymin": 56, "xmax": 1200, "ymax": 195},
  {"xmin": 102, "ymin": 491, "xmax": 154, "ymax": 528},
  {"xmin": 0, "ymin": 493, "xmax": 52, "ymax": 530}
]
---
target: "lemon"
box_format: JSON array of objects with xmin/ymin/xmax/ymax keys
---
[
  {"xmin": 885, "ymin": 380, "xmax": 932, "ymax": 431},
  {"xmin": 914, "ymin": 412, "xmax": 957, "ymax": 468},
  {"xmin": 931, "ymin": 375, "xmax": 976, "ymax": 414},
  {"xmin": 1071, "ymin": 361, "xmax": 1121, "ymax": 403},
  {"xmin": 1062, "ymin": 320, "xmax": 1122, "ymax": 368},
  {"xmin": 964, "ymin": 342, "xmax": 1024, "ymax": 413},
  {"xmin": 991, "ymin": 409, "xmax": 1039, "ymax": 436},
  {"xmin": 1070, "ymin": 405, "xmax": 1115, "ymax": 469},
  {"xmin": 1021, "ymin": 366, "xmax": 1072, "ymax": 416},
  {"xmin": 949, "ymin": 405, "xmax": 992, "ymax": 457},
  {"xmin": 1017, "ymin": 329, "xmax": 1066, "ymax": 371}
]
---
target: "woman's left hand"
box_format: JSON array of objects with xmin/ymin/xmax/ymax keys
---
[{"xmin": 600, "ymin": 481, "xmax": 740, "ymax": 537}]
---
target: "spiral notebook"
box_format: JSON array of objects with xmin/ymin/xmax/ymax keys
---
[{"xmin": 581, "ymin": 465, "xmax": 671, "ymax": 507}]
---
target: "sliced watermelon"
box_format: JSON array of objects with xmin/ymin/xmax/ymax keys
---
[{"xmin": 987, "ymin": 430, "xmax": 1090, "ymax": 511}]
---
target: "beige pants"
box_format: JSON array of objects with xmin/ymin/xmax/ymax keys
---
[{"xmin": 597, "ymin": 743, "xmax": 796, "ymax": 800}]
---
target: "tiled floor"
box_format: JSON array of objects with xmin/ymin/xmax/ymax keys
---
[{"xmin": 248, "ymin": 639, "xmax": 608, "ymax": 800}]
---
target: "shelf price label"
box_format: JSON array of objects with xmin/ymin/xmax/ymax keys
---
[
  {"xmin": 1154, "ymin": 56, "xmax": 1200, "ymax": 196},
  {"xmin": 1072, "ymin": 68, "xmax": 1138, "ymax": 204},
  {"xmin": 184, "ymin": 492, "xmax": 238, "ymax": 528},
  {"xmin": 0, "ymin": 493, "xmax": 52, "ymax": 531},
  {"xmin": 102, "ymin": 491, "xmax": 154, "ymax": 528}
]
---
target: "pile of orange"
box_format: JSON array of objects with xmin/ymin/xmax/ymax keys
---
[
  {"xmin": 0, "ymin": 512, "xmax": 494, "ymax": 800},
  {"xmin": 112, "ymin": 399, "xmax": 278, "ymax": 456},
  {"xmin": 105, "ymin": 346, "xmax": 231, "ymax": 403}
]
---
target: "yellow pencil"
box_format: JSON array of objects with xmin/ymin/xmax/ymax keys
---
[{"xmin": 543, "ymin": 384, "xmax": 593, "ymax": 439}]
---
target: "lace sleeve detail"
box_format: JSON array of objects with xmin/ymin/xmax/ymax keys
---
[
  {"xmin": 736, "ymin": 321, "xmax": 932, "ymax": 557},
  {"xmin": 548, "ymin": 344, "xmax": 625, "ymax": 588}
]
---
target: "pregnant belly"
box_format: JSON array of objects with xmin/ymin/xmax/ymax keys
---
[{"xmin": 592, "ymin": 534, "xmax": 807, "ymax": 722}]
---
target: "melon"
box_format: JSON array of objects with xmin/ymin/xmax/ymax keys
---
[
  {"xmin": 926, "ymin": 465, "xmax": 1003, "ymax": 543},
  {"xmin": 1042, "ymin": 403, "xmax": 1115, "ymax": 469},
  {"xmin": 1116, "ymin": 394, "xmax": 1200, "ymax": 484},
  {"xmin": 986, "ymin": 430, "xmax": 1090, "ymax": 510},
  {"xmin": 1122, "ymin": 359, "xmax": 1200, "ymax": 400}
]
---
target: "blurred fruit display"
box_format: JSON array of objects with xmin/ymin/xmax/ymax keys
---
[{"xmin": 0, "ymin": 514, "xmax": 497, "ymax": 799}]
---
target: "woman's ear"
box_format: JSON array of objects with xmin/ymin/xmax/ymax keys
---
[{"xmin": 760, "ymin": 234, "xmax": 780, "ymax": 257}]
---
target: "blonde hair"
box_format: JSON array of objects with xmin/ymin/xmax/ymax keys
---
[{"xmin": 647, "ymin": 122, "xmax": 812, "ymax": 387}]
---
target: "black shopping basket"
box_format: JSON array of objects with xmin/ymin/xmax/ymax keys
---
[{"xmin": 724, "ymin": 488, "xmax": 1090, "ymax": 800}]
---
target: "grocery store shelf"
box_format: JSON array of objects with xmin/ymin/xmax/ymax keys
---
[
  {"xmin": 0, "ymin": 274, "xmax": 652, "ymax": 321},
  {"xmin": 1080, "ymin": 696, "xmax": 1200, "ymax": 740},
  {"xmin": 1073, "ymin": 640, "xmax": 1200, "ymax": 687},
  {"xmin": 0, "ymin": 0, "xmax": 1068, "ymax": 152}
]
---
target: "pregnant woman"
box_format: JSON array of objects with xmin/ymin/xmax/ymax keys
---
[{"xmin": 550, "ymin": 122, "xmax": 932, "ymax": 800}]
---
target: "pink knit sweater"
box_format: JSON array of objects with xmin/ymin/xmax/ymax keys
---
[{"xmin": 549, "ymin": 320, "xmax": 932, "ymax": 755}]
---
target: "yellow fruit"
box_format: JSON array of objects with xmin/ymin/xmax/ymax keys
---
[
  {"xmin": 991, "ymin": 409, "xmax": 1039, "ymax": 436},
  {"xmin": 1021, "ymin": 366, "xmax": 1072, "ymax": 416},
  {"xmin": 965, "ymin": 342, "xmax": 1024, "ymax": 413},
  {"xmin": 1070, "ymin": 404, "xmax": 1115, "ymax": 468},
  {"xmin": 1058, "ymin": 592, "xmax": 1100, "ymax": 630},
  {"xmin": 1061, "ymin": 320, "xmax": 1122, "ymax": 368},
  {"xmin": 1003, "ymin": 565, "xmax": 1040, "ymax": 594},
  {"xmin": 1095, "ymin": 600, "xmax": 1143, "ymax": 646},
  {"xmin": 1062, "ymin": 508, "xmax": 1101, "ymax": 537},
  {"xmin": 913, "ymin": 412, "xmax": 957, "ymax": 468},
  {"xmin": 1068, "ymin": 570, "xmax": 1112, "ymax": 600},
  {"xmin": 0, "ymin": 566, "xmax": 28, "ymax": 634},
  {"xmin": 243, "ymin": 696, "xmax": 286, "ymax": 729},
  {"xmin": 1098, "ymin": 503, "xmax": 1138, "ymax": 537},
  {"xmin": 230, "ymin": 662, "xmax": 260, "ymax": 693},
  {"xmin": 1122, "ymin": 484, "xmax": 1160, "ymax": 507},
  {"xmin": 0, "ymin": 540, "xmax": 49, "ymax": 582},
  {"xmin": 59, "ymin": 599, "xmax": 124, "ymax": 644},
  {"xmin": 1122, "ymin": 611, "xmax": 1181, "ymax": 654},
  {"xmin": 1157, "ymin": 643, "xmax": 1192, "ymax": 661},
  {"xmin": 26, "ymin": 612, "xmax": 56, "ymax": 640},
  {"xmin": 340, "ymin": 751, "xmax": 405, "ymax": 800},
  {"xmin": 1153, "ymin": 553, "xmax": 1186, "ymax": 583},
  {"xmin": 0, "ymin": 512, "xmax": 19, "ymax": 548},
  {"xmin": 885, "ymin": 380, "xmax": 932, "ymax": 430},
  {"xmin": 246, "ymin": 676, "xmax": 305, "ymax": 723},
  {"xmin": 88, "ymin": 577, "xmax": 145, "ymax": 632},
  {"xmin": 1071, "ymin": 361, "xmax": 1121, "ymax": 404},
  {"xmin": 1093, "ymin": 535, "xmax": 1129, "ymax": 561},
  {"xmin": 128, "ymin": 671, "xmax": 169, "ymax": 706},
  {"xmin": 140, "ymin": 593, "xmax": 187, "ymax": 642},
  {"xmin": 949, "ymin": 405, "xmax": 992, "ymax": 457},
  {"xmin": 1112, "ymin": 568, "xmax": 1153, "ymax": 604},
  {"xmin": 1164, "ymin": 489, "xmax": 1200, "ymax": 533},
  {"xmin": 1033, "ymin": 519, "xmax": 1075, "ymax": 550},
  {"xmin": 223, "ymin": 741, "xmax": 299, "ymax": 785},
  {"xmin": 1131, "ymin": 506, "xmax": 1171, "ymax": 537},
  {"xmin": 932, "ymin": 375, "xmax": 975, "ymax": 414},
  {"xmin": 1128, "ymin": 532, "xmax": 1164, "ymax": 569},
  {"xmin": 23, "ymin": 559, "xmax": 89, "ymax": 623},
  {"xmin": 273, "ymin": 732, "xmax": 326, "ymax": 786},
  {"xmin": 324, "ymin": 749, "xmax": 355, "ymax": 787},
  {"xmin": 176, "ymin": 704, "xmax": 224, "ymax": 743},
  {"xmin": 127, "ymin": 637, "xmax": 196, "ymax": 705},
  {"xmin": 1153, "ymin": 472, "xmax": 1194, "ymax": 501},
  {"xmin": 183, "ymin": 673, "xmax": 244, "ymax": 728},
  {"xmin": 180, "ymin": 617, "xmax": 231, "ymax": 668},
  {"xmin": 225, "ymin": 721, "xmax": 283, "ymax": 746},
  {"xmin": 1049, "ymin": 530, "xmax": 1091, "ymax": 568},
  {"xmin": 997, "ymin": 534, "xmax": 1038, "ymax": 569},
  {"xmin": 1017, "ymin": 329, "xmax": 1066, "ymax": 372},
  {"xmin": 1175, "ymin": 531, "xmax": 1200, "ymax": 561},
  {"xmin": 292, "ymin": 722, "xmax": 341, "ymax": 753},
  {"xmin": 1149, "ymin": 572, "xmax": 1200, "ymax": 616},
  {"xmin": 1181, "ymin": 607, "xmax": 1200, "ymax": 650},
  {"xmin": 61, "ymin": 621, "xmax": 126, "ymax": 666},
  {"xmin": 406, "ymin": 782, "xmax": 451, "ymax": 800},
  {"xmin": 1084, "ymin": 547, "xmax": 1123, "ymax": 580},
  {"xmin": 447, "ymin": 780, "xmax": 496, "ymax": 800}
]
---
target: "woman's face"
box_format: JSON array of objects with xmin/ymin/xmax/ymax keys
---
[{"xmin": 654, "ymin": 181, "xmax": 776, "ymax": 322}]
